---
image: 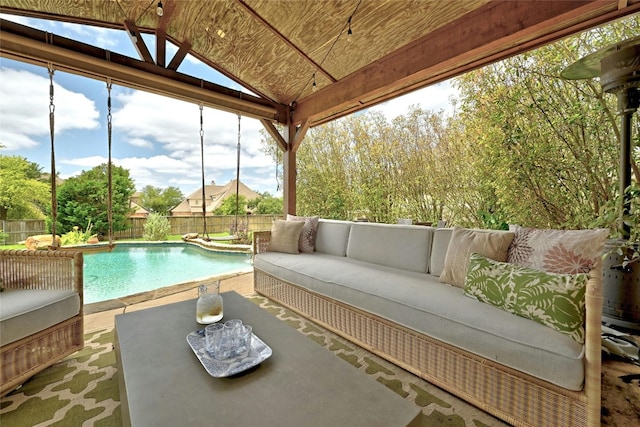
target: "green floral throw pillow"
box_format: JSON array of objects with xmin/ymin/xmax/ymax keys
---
[{"xmin": 463, "ymin": 253, "xmax": 589, "ymax": 343}]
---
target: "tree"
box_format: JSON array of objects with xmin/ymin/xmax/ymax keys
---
[
  {"xmin": 453, "ymin": 17, "xmax": 639, "ymax": 229},
  {"xmin": 214, "ymin": 194, "xmax": 247, "ymax": 215},
  {"xmin": 248, "ymin": 193, "xmax": 284, "ymax": 214},
  {"xmin": 140, "ymin": 185, "xmax": 184, "ymax": 214},
  {"xmin": 56, "ymin": 164, "xmax": 136, "ymax": 236},
  {"xmin": 0, "ymin": 155, "xmax": 50, "ymax": 221}
]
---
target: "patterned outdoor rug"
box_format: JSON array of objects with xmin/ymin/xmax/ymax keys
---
[{"xmin": 1, "ymin": 295, "xmax": 506, "ymax": 426}]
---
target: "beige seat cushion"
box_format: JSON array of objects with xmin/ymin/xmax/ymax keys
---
[{"xmin": 0, "ymin": 289, "xmax": 81, "ymax": 346}]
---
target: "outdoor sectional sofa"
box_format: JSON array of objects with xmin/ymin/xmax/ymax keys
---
[
  {"xmin": 253, "ymin": 218, "xmax": 608, "ymax": 427},
  {"xmin": 0, "ymin": 249, "xmax": 84, "ymax": 396}
]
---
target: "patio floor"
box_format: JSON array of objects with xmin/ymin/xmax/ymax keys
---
[{"xmin": 81, "ymin": 270, "xmax": 640, "ymax": 426}]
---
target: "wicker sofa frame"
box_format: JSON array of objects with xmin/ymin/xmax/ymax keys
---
[
  {"xmin": 252, "ymin": 230, "xmax": 603, "ymax": 427},
  {"xmin": 1, "ymin": 249, "xmax": 84, "ymax": 396}
]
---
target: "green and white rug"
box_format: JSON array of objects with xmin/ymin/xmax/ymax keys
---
[{"xmin": 1, "ymin": 296, "xmax": 505, "ymax": 426}]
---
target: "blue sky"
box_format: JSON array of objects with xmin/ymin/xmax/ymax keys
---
[{"xmin": 0, "ymin": 14, "xmax": 456, "ymax": 197}]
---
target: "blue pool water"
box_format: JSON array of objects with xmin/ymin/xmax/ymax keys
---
[{"xmin": 83, "ymin": 243, "xmax": 252, "ymax": 304}]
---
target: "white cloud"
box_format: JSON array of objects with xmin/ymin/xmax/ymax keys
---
[
  {"xmin": 60, "ymin": 22, "xmax": 120, "ymax": 50},
  {"xmin": 0, "ymin": 68, "xmax": 100, "ymax": 151},
  {"xmin": 111, "ymin": 89, "xmax": 271, "ymax": 174},
  {"xmin": 128, "ymin": 137, "xmax": 154, "ymax": 149},
  {"xmin": 369, "ymin": 80, "xmax": 458, "ymax": 121}
]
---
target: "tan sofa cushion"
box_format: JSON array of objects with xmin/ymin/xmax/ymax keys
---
[
  {"xmin": 269, "ymin": 220, "xmax": 305, "ymax": 254},
  {"xmin": 439, "ymin": 227, "xmax": 514, "ymax": 287}
]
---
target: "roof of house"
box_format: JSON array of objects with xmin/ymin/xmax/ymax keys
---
[{"xmin": 170, "ymin": 179, "xmax": 260, "ymax": 215}]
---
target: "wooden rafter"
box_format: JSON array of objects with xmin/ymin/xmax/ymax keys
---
[
  {"xmin": 167, "ymin": 39, "xmax": 191, "ymax": 71},
  {"xmin": 260, "ymin": 119, "xmax": 287, "ymax": 152},
  {"xmin": 0, "ymin": 19, "xmax": 288, "ymax": 123},
  {"xmin": 292, "ymin": 0, "xmax": 640, "ymax": 126},
  {"xmin": 124, "ymin": 20, "xmax": 154, "ymax": 64}
]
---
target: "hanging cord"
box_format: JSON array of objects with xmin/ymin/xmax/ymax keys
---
[
  {"xmin": 106, "ymin": 80, "xmax": 114, "ymax": 246},
  {"xmin": 235, "ymin": 114, "xmax": 241, "ymax": 232},
  {"xmin": 48, "ymin": 64, "xmax": 58, "ymax": 249},
  {"xmin": 275, "ymin": 143, "xmax": 281, "ymax": 192},
  {"xmin": 199, "ymin": 103, "xmax": 209, "ymax": 240}
]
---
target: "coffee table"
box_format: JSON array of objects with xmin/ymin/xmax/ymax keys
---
[{"xmin": 115, "ymin": 291, "xmax": 422, "ymax": 426}]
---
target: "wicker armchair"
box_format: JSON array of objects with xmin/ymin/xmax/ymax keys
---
[{"xmin": 0, "ymin": 249, "xmax": 84, "ymax": 396}]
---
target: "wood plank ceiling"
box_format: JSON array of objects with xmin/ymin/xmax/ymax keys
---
[{"xmin": 1, "ymin": 0, "xmax": 638, "ymax": 129}]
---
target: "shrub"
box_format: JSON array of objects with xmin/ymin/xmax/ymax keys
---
[
  {"xmin": 60, "ymin": 222, "xmax": 95, "ymax": 246},
  {"xmin": 143, "ymin": 213, "xmax": 171, "ymax": 241}
]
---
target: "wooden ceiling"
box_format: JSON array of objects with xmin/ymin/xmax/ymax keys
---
[{"xmin": 1, "ymin": 0, "xmax": 639, "ymax": 128}]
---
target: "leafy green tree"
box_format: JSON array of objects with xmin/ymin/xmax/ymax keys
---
[
  {"xmin": 140, "ymin": 185, "xmax": 184, "ymax": 214},
  {"xmin": 453, "ymin": 17, "xmax": 639, "ymax": 229},
  {"xmin": 0, "ymin": 155, "xmax": 50, "ymax": 220},
  {"xmin": 56, "ymin": 164, "xmax": 135, "ymax": 236},
  {"xmin": 248, "ymin": 192, "xmax": 283, "ymax": 214},
  {"xmin": 214, "ymin": 194, "xmax": 247, "ymax": 215},
  {"xmin": 293, "ymin": 118, "xmax": 357, "ymax": 220}
]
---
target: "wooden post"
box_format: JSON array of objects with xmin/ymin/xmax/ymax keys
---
[{"xmin": 282, "ymin": 121, "xmax": 297, "ymax": 216}]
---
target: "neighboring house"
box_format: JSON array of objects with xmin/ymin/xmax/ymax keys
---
[
  {"xmin": 129, "ymin": 192, "xmax": 149, "ymax": 218},
  {"xmin": 169, "ymin": 179, "xmax": 260, "ymax": 217}
]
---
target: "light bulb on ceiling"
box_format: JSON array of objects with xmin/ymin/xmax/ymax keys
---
[
  {"xmin": 347, "ymin": 17, "xmax": 353, "ymax": 43},
  {"xmin": 312, "ymin": 73, "xmax": 317, "ymax": 92},
  {"xmin": 157, "ymin": 1, "xmax": 164, "ymax": 17}
]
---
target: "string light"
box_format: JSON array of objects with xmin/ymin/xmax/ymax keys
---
[
  {"xmin": 156, "ymin": 1, "xmax": 164, "ymax": 17},
  {"xmin": 298, "ymin": 0, "xmax": 361, "ymax": 99}
]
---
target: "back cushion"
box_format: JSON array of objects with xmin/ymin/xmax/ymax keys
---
[
  {"xmin": 346, "ymin": 223, "xmax": 434, "ymax": 273},
  {"xmin": 314, "ymin": 220, "xmax": 353, "ymax": 257},
  {"xmin": 430, "ymin": 228, "xmax": 454, "ymax": 276}
]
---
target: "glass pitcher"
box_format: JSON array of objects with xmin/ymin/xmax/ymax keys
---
[{"xmin": 196, "ymin": 281, "xmax": 223, "ymax": 324}]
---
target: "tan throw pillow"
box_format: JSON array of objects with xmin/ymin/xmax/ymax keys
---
[
  {"xmin": 269, "ymin": 220, "xmax": 305, "ymax": 254},
  {"xmin": 439, "ymin": 226, "xmax": 515, "ymax": 287},
  {"xmin": 286, "ymin": 214, "xmax": 319, "ymax": 253}
]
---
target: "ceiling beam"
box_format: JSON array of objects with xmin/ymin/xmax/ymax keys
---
[
  {"xmin": 124, "ymin": 20, "xmax": 155, "ymax": 64},
  {"xmin": 156, "ymin": 28, "xmax": 166, "ymax": 67},
  {"xmin": 260, "ymin": 119, "xmax": 287, "ymax": 151},
  {"xmin": 167, "ymin": 40, "xmax": 191, "ymax": 71},
  {"xmin": 0, "ymin": 19, "xmax": 288, "ymax": 123},
  {"xmin": 293, "ymin": 0, "xmax": 640, "ymax": 126}
]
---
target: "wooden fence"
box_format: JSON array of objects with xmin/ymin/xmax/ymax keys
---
[
  {"xmin": 1, "ymin": 215, "xmax": 281, "ymax": 244},
  {"xmin": 113, "ymin": 215, "xmax": 281, "ymax": 239},
  {"xmin": 1, "ymin": 219, "xmax": 47, "ymax": 245}
]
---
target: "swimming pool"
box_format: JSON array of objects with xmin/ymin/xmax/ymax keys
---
[{"xmin": 83, "ymin": 243, "xmax": 252, "ymax": 304}]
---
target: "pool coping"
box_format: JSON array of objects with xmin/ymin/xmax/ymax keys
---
[
  {"xmin": 63, "ymin": 239, "xmax": 252, "ymax": 254},
  {"xmin": 84, "ymin": 269, "xmax": 253, "ymax": 314}
]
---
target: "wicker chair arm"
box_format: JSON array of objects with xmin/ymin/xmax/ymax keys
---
[
  {"xmin": 0, "ymin": 250, "xmax": 83, "ymax": 297},
  {"xmin": 252, "ymin": 231, "xmax": 272, "ymax": 254}
]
